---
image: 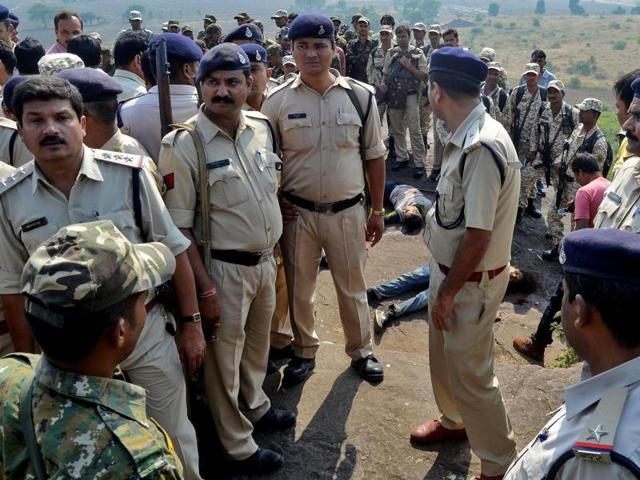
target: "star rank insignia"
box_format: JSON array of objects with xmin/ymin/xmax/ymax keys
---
[{"xmin": 586, "ymin": 424, "xmax": 608, "ymax": 443}]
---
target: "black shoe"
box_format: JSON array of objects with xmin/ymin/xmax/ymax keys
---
[
  {"xmin": 351, "ymin": 354, "xmax": 384, "ymax": 383},
  {"xmin": 234, "ymin": 448, "xmax": 284, "ymax": 474},
  {"xmin": 266, "ymin": 359, "xmax": 278, "ymax": 375},
  {"xmin": 428, "ymin": 168, "xmax": 440, "ymax": 182},
  {"xmin": 526, "ymin": 198, "xmax": 542, "ymax": 219},
  {"xmin": 391, "ymin": 160, "xmax": 409, "ymax": 171},
  {"xmin": 413, "ymin": 167, "xmax": 424, "ymax": 179},
  {"xmin": 254, "ymin": 408, "xmax": 297, "ymax": 432},
  {"xmin": 270, "ymin": 344, "xmax": 294, "ymax": 361},
  {"xmin": 367, "ymin": 289, "xmax": 381, "ymax": 305},
  {"xmin": 516, "ymin": 207, "xmax": 524, "ymax": 224},
  {"xmin": 542, "ymin": 246, "xmax": 559, "ymax": 262},
  {"xmin": 282, "ymin": 356, "xmax": 315, "ymax": 387}
]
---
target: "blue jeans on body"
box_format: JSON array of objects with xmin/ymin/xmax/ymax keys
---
[{"xmin": 369, "ymin": 264, "xmax": 430, "ymax": 318}]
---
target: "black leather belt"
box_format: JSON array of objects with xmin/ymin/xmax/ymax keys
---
[
  {"xmin": 211, "ymin": 248, "xmax": 273, "ymax": 266},
  {"xmin": 283, "ymin": 192, "xmax": 364, "ymax": 214}
]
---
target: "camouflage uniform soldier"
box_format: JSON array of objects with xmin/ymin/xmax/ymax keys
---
[
  {"xmin": 483, "ymin": 62, "xmax": 511, "ymax": 131},
  {"xmin": 542, "ymin": 98, "xmax": 610, "ymax": 260},
  {"xmin": 511, "ymin": 63, "xmax": 547, "ymax": 221},
  {"xmin": 0, "ymin": 220, "xmax": 183, "ymax": 479},
  {"xmin": 346, "ymin": 17, "xmax": 377, "ymax": 83},
  {"xmin": 366, "ymin": 25, "xmax": 393, "ymax": 121}
]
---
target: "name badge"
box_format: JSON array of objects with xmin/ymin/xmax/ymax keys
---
[
  {"xmin": 255, "ymin": 150, "xmax": 266, "ymax": 171},
  {"xmin": 22, "ymin": 217, "xmax": 48, "ymax": 232},
  {"xmin": 288, "ymin": 113, "xmax": 307, "ymax": 119},
  {"xmin": 607, "ymin": 191, "xmax": 622, "ymax": 205},
  {"xmin": 207, "ymin": 159, "xmax": 230, "ymax": 170}
]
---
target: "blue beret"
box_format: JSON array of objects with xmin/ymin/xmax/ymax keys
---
[
  {"xmin": 429, "ymin": 46, "xmax": 488, "ymax": 85},
  {"xmin": 8, "ymin": 12, "xmax": 17, "ymax": 27},
  {"xmin": 241, "ymin": 44, "xmax": 267, "ymax": 64},
  {"xmin": 2, "ymin": 75, "xmax": 27, "ymax": 109},
  {"xmin": 149, "ymin": 33, "xmax": 203, "ymax": 61},
  {"xmin": 0, "ymin": 5, "xmax": 8, "ymax": 22},
  {"xmin": 632, "ymin": 77, "xmax": 640, "ymax": 99},
  {"xmin": 225, "ymin": 24, "xmax": 263, "ymax": 44},
  {"xmin": 560, "ymin": 229, "xmax": 640, "ymax": 285},
  {"xmin": 57, "ymin": 67, "xmax": 123, "ymax": 102},
  {"xmin": 197, "ymin": 43, "xmax": 250, "ymax": 82},
  {"xmin": 288, "ymin": 14, "xmax": 334, "ymax": 40}
]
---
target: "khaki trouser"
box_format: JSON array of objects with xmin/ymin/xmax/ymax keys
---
[
  {"xmin": 518, "ymin": 164, "xmax": 545, "ymax": 209},
  {"xmin": 271, "ymin": 259, "xmax": 294, "ymax": 349},
  {"xmin": 282, "ymin": 203, "xmax": 373, "ymax": 361},
  {"xmin": 388, "ymin": 94, "xmax": 426, "ymax": 167},
  {"xmin": 0, "ymin": 331, "xmax": 13, "ymax": 356},
  {"xmin": 121, "ymin": 304, "xmax": 202, "ymax": 480},
  {"xmin": 428, "ymin": 259, "xmax": 517, "ymax": 476},
  {"xmin": 203, "ymin": 258, "xmax": 275, "ymax": 460}
]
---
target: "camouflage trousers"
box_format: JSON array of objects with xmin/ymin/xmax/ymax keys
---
[
  {"xmin": 547, "ymin": 176, "xmax": 578, "ymax": 246},
  {"xmin": 518, "ymin": 163, "xmax": 545, "ymax": 209},
  {"xmin": 419, "ymin": 99, "xmax": 432, "ymax": 137}
]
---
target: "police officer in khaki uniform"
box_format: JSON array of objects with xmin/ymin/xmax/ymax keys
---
[
  {"xmin": 0, "ymin": 160, "xmax": 14, "ymax": 356},
  {"xmin": 261, "ymin": 14, "xmax": 387, "ymax": 386},
  {"xmin": 0, "ymin": 77, "xmax": 208, "ymax": 480},
  {"xmin": 0, "ymin": 76, "xmax": 32, "ymax": 167},
  {"xmin": 159, "ymin": 43, "xmax": 295, "ymax": 474},
  {"xmin": 410, "ymin": 48, "xmax": 519, "ymax": 480}
]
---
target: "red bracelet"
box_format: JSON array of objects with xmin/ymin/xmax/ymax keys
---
[{"xmin": 198, "ymin": 288, "xmax": 217, "ymax": 299}]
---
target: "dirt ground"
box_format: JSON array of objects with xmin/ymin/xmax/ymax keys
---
[{"xmin": 209, "ymin": 131, "xmax": 580, "ymax": 480}]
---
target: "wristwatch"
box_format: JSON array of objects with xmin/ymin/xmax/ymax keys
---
[
  {"xmin": 182, "ymin": 312, "xmax": 202, "ymax": 324},
  {"xmin": 371, "ymin": 209, "xmax": 385, "ymax": 217}
]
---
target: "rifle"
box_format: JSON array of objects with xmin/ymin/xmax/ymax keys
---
[
  {"xmin": 538, "ymin": 118, "xmax": 552, "ymax": 186},
  {"xmin": 555, "ymin": 141, "xmax": 571, "ymax": 209},
  {"xmin": 155, "ymin": 38, "xmax": 173, "ymax": 162}
]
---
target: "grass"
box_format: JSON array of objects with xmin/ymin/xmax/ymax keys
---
[
  {"xmin": 550, "ymin": 320, "xmax": 581, "ymax": 368},
  {"xmin": 598, "ymin": 111, "xmax": 621, "ymax": 150}
]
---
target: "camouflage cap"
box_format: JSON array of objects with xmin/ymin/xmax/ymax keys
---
[
  {"xmin": 479, "ymin": 47, "xmax": 496, "ymax": 62},
  {"xmin": 379, "ymin": 25, "xmax": 393, "ymax": 34},
  {"xmin": 547, "ymin": 79, "xmax": 565, "ymax": 92},
  {"xmin": 487, "ymin": 61, "xmax": 502, "ymax": 71},
  {"xmin": 412, "ymin": 22, "xmax": 427, "ymax": 32},
  {"xmin": 271, "ymin": 9, "xmax": 288, "ymax": 19},
  {"xmin": 282, "ymin": 55, "xmax": 296, "ymax": 66},
  {"xmin": 575, "ymin": 97, "xmax": 602, "ymax": 113},
  {"xmin": 167, "ymin": 20, "xmax": 180, "ymax": 28},
  {"xmin": 21, "ymin": 220, "xmax": 175, "ymax": 326},
  {"xmin": 234, "ymin": 12, "xmax": 250, "ymax": 20},
  {"xmin": 38, "ymin": 53, "xmax": 85, "ymax": 76},
  {"xmin": 522, "ymin": 62, "xmax": 540, "ymax": 76},
  {"xmin": 428, "ymin": 24, "xmax": 442, "ymax": 34}
]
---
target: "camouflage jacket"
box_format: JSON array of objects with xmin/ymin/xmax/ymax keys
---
[
  {"xmin": 509, "ymin": 86, "xmax": 546, "ymax": 161},
  {"xmin": 535, "ymin": 102, "xmax": 579, "ymax": 167},
  {"xmin": 564, "ymin": 124, "xmax": 609, "ymax": 170},
  {"xmin": 485, "ymin": 86, "xmax": 512, "ymax": 132},
  {"xmin": 0, "ymin": 354, "xmax": 183, "ymax": 479},
  {"xmin": 346, "ymin": 38, "xmax": 378, "ymax": 83}
]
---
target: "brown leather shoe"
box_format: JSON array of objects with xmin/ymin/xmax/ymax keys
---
[
  {"xmin": 473, "ymin": 475, "xmax": 504, "ymax": 480},
  {"xmin": 410, "ymin": 419, "xmax": 467, "ymax": 444},
  {"xmin": 513, "ymin": 336, "xmax": 546, "ymax": 361}
]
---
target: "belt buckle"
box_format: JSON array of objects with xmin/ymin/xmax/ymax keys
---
[
  {"xmin": 314, "ymin": 202, "xmax": 334, "ymax": 214},
  {"xmin": 257, "ymin": 249, "xmax": 273, "ymax": 264}
]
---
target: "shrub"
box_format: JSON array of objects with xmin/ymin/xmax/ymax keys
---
[
  {"xmin": 532, "ymin": 18, "xmax": 540, "ymax": 26},
  {"xmin": 613, "ymin": 40, "xmax": 626, "ymax": 50},
  {"xmin": 568, "ymin": 77, "xmax": 582, "ymax": 89}
]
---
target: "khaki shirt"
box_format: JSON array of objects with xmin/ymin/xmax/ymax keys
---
[
  {"xmin": 159, "ymin": 109, "xmax": 283, "ymax": 252},
  {"xmin": 0, "ymin": 162, "xmax": 14, "ymax": 326},
  {"xmin": 593, "ymin": 155, "xmax": 640, "ymax": 232},
  {"xmin": 0, "ymin": 147, "xmax": 189, "ymax": 294},
  {"xmin": 112, "ymin": 68, "xmax": 147, "ymax": 103},
  {"xmin": 261, "ymin": 73, "xmax": 386, "ymax": 203},
  {"xmin": 0, "ymin": 118, "xmax": 32, "ymax": 167},
  {"xmin": 426, "ymin": 103, "xmax": 521, "ymax": 270}
]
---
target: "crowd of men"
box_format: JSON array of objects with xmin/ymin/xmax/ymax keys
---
[{"xmin": 0, "ymin": 4, "xmax": 638, "ymax": 480}]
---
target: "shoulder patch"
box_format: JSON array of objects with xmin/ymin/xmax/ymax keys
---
[
  {"xmin": 266, "ymin": 76, "xmax": 296, "ymax": 99},
  {"xmin": 244, "ymin": 110, "xmax": 269, "ymax": 121},
  {"xmin": 0, "ymin": 161, "xmax": 34, "ymax": 195},
  {"xmin": 93, "ymin": 149, "xmax": 144, "ymax": 169},
  {"xmin": 0, "ymin": 116, "xmax": 17, "ymax": 130}
]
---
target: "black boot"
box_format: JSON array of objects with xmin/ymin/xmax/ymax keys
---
[{"xmin": 526, "ymin": 198, "xmax": 542, "ymax": 218}]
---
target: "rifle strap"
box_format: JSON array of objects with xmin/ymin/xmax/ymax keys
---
[
  {"xmin": 174, "ymin": 123, "xmax": 212, "ymax": 277},
  {"xmin": 131, "ymin": 168, "xmax": 145, "ymax": 238},
  {"xmin": 19, "ymin": 374, "xmax": 48, "ymax": 480},
  {"xmin": 9, "ymin": 129, "xmax": 17, "ymax": 166},
  {"xmin": 344, "ymin": 80, "xmax": 373, "ymax": 206}
]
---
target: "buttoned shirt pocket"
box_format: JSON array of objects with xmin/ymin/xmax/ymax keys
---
[
  {"xmin": 434, "ymin": 176, "xmax": 459, "ymax": 225},
  {"xmin": 282, "ymin": 116, "xmax": 313, "ymax": 152},
  {"xmin": 597, "ymin": 192, "xmax": 621, "ymax": 225},
  {"xmin": 20, "ymin": 221, "xmax": 59, "ymax": 253},
  {"xmin": 254, "ymin": 149, "xmax": 281, "ymax": 194},
  {"xmin": 335, "ymin": 112, "xmax": 362, "ymax": 148},
  {"xmin": 207, "ymin": 164, "xmax": 250, "ymax": 208}
]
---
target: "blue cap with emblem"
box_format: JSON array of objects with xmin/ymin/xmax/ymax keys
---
[
  {"xmin": 224, "ymin": 24, "xmax": 263, "ymax": 44},
  {"xmin": 632, "ymin": 77, "xmax": 640, "ymax": 99},
  {"xmin": 7, "ymin": 12, "xmax": 17, "ymax": 27},
  {"xmin": 288, "ymin": 13, "xmax": 334, "ymax": 41},
  {"xmin": 560, "ymin": 229, "xmax": 640, "ymax": 285},
  {"xmin": 429, "ymin": 46, "xmax": 488, "ymax": 85},
  {"xmin": 57, "ymin": 67, "xmax": 123, "ymax": 102},
  {"xmin": 196, "ymin": 43, "xmax": 250, "ymax": 82},
  {"xmin": 0, "ymin": 5, "xmax": 8, "ymax": 22},
  {"xmin": 2, "ymin": 75, "xmax": 27, "ymax": 111},
  {"xmin": 149, "ymin": 33, "xmax": 203, "ymax": 61},
  {"xmin": 241, "ymin": 44, "xmax": 267, "ymax": 64}
]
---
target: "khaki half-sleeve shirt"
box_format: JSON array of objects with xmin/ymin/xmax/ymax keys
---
[{"xmin": 261, "ymin": 73, "xmax": 386, "ymax": 203}]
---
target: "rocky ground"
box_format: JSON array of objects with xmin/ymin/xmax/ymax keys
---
[{"xmin": 205, "ymin": 134, "xmax": 580, "ymax": 480}]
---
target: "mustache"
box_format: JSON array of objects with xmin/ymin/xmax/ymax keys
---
[
  {"xmin": 211, "ymin": 96, "xmax": 235, "ymax": 104},
  {"xmin": 39, "ymin": 135, "xmax": 66, "ymax": 146},
  {"xmin": 626, "ymin": 131, "xmax": 639, "ymax": 142}
]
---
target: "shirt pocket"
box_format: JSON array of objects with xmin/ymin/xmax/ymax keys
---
[
  {"xmin": 20, "ymin": 221, "xmax": 60, "ymax": 253},
  {"xmin": 335, "ymin": 112, "xmax": 362, "ymax": 148},
  {"xmin": 597, "ymin": 192, "xmax": 621, "ymax": 224},
  {"xmin": 97, "ymin": 210, "xmax": 139, "ymax": 241},
  {"xmin": 207, "ymin": 164, "xmax": 250, "ymax": 209},
  {"xmin": 282, "ymin": 116, "xmax": 313, "ymax": 152},
  {"xmin": 434, "ymin": 176, "xmax": 458, "ymax": 223}
]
